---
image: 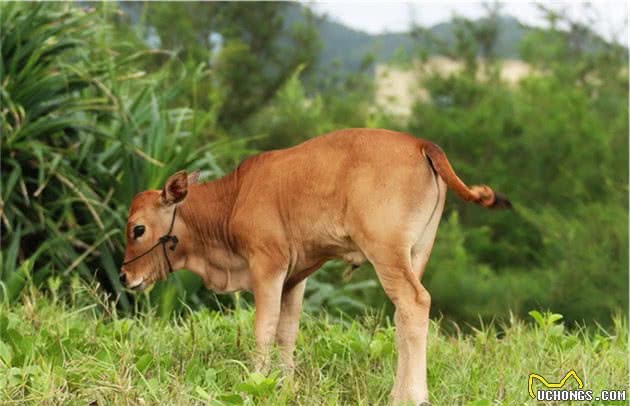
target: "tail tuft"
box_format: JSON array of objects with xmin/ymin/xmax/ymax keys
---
[
  {"xmin": 489, "ymin": 192, "xmax": 512, "ymax": 209},
  {"xmin": 470, "ymin": 185, "xmax": 512, "ymax": 210}
]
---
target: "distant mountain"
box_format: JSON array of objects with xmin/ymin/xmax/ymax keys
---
[
  {"xmin": 284, "ymin": 5, "xmax": 529, "ymax": 74},
  {"xmin": 290, "ymin": 5, "xmax": 626, "ymax": 76}
]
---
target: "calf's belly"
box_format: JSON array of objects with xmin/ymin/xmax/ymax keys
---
[{"xmin": 283, "ymin": 243, "xmax": 367, "ymax": 290}]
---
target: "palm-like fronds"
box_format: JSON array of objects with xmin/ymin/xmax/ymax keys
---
[
  {"xmin": 0, "ymin": 3, "xmax": 238, "ymax": 312},
  {"xmin": 1, "ymin": 3, "xmax": 108, "ymax": 297}
]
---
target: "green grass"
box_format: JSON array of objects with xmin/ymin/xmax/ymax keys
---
[{"xmin": 1, "ymin": 283, "xmax": 627, "ymax": 405}]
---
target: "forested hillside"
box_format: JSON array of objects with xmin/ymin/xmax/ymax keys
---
[
  {"xmin": 1, "ymin": 2, "xmax": 627, "ymax": 330},
  {"xmin": 286, "ymin": 4, "xmax": 622, "ymax": 75}
]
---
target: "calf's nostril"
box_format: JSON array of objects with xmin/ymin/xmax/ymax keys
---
[{"xmin": 119, "ymin": 272, "xmax": 127, "ymax": 285}]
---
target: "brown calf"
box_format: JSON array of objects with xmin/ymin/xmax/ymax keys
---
[{"xmin": 119, "ymin": 128, "xmax": 510, "ymax": 404}]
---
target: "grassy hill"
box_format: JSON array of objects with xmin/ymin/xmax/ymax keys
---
[{"xmin": 1, "ymin": 285, "xmax": 627, "ymax": 404}]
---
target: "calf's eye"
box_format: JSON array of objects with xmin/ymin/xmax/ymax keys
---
[{"xmin": 133, "ymin": 225, "xmax": 145, "ymax": 239}]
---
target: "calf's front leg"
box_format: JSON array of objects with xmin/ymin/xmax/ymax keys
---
[
  {"xmin": 251, "ymin": 260, "xmax": 286, "ymax": 373},
  {"xmin": 276, "ymin": 278, "xmax": 307, "ymax": 374}
]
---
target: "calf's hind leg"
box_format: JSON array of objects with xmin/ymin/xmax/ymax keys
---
[{"xmin": 373, "ymin": 258, "xmax": 431, "ymax": 405}]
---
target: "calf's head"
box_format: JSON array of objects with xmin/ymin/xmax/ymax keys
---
[{"xmin": 119, "ymin": 170, "xmax": 198, "ymax": 290}]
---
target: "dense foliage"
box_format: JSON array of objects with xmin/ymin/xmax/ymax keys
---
[
  {"xmin": 1, "ymin": 2, "xmax": 627, "ymax": 328},
  {"xmin": 407, "ymin": 10, "xmax": 628, "ymax": 326},
  {"xmin": 0, "ymin": 3, "xmax": 247, "ymax": 314}
]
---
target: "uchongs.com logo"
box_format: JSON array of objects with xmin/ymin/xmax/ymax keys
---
[{"xmin": 528, "ymin": 370, "xmax": 627, "ymax": 402}]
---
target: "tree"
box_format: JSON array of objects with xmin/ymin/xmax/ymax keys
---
[{"xmin": 142, "ymin": 2, "xmax": 320, "ymax": 129}]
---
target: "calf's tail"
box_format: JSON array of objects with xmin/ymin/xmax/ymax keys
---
[{"xmin": 420, "ymin": 140, "xmax": 512, "ymax": 209}]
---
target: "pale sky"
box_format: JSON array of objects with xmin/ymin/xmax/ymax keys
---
[{"xmin": 306, "ymin": 1, "xmax": 629, "ymax": 44}]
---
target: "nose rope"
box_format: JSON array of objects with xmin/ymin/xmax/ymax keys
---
[{"xmin": 122, "ymin": 206, "xmax": 179, "ymax": 274}]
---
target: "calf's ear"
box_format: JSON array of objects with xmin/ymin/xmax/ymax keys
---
[
  {"xmin": 161, "ymin": 170, "xmax": 188, "ymax": 206},
  {"xmin": 188, "ymin": 169, "xmax": 201, "ymax": 184}
]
